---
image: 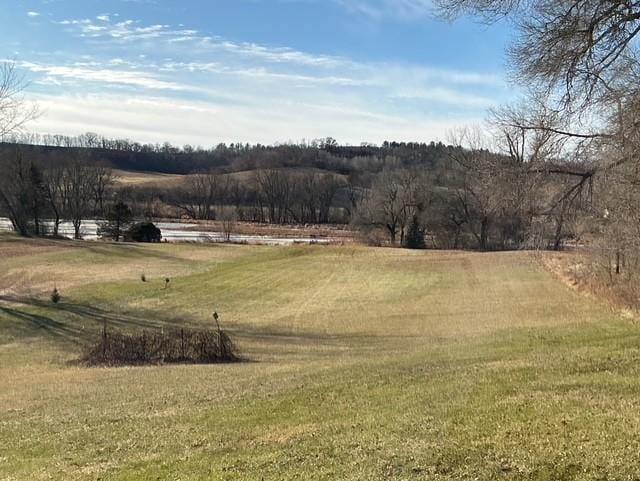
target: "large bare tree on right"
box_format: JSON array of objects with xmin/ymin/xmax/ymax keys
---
[
  {"xmin": 435, "ymin": 0, "xmax": 640, "ymax": 169},
  {"xmin": 436, "ymin": 0, "xmax": 640, "ymax": 287}
]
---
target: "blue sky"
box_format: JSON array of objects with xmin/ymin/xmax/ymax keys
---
[{"xmin": 2, "ymin": 0, "xmax": 514, "ymax": 146}]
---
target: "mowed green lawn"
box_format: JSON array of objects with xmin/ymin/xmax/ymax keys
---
[{"xmin": 1, "ymin": 235, "xmax": 640, "ymax": 480}]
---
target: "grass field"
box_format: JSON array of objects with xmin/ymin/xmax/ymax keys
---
[
  {"xmin": 1, "ymin": 235, "xmax": 639, "ymax": 480},
  {"xmin": 111, "ymin": 169, "xmax": 186, "ymax": 187}
]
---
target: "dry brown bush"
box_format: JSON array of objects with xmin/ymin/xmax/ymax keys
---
[{"xmin": 84, "ymin": 326, "xmax": 238, "ymax": 366}]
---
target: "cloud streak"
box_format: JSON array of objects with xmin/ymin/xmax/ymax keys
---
[
  {"xmin": 30, "ymin": 92, "xmax": 480, "ymax": 146},
  {"xmin": 21, "ymin": 62, "xmax": 184, "ymax": 90},
  {"xmin": 57, "ymin": 16, "xmax": 344, "ymax": 68},
  {"xmin": 335, "ymin": 0, "xmax": 433, "ymax": 20},
  {"xmin": 16, "ymin": 12, "xmax": 511, "ymax": 144}
]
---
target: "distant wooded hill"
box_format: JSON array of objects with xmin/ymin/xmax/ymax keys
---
[{"xmin": 0, "ymin": 135, "xmax": 462, "ymax": 176}]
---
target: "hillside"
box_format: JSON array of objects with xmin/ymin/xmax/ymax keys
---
[
  {"xmin": 0, "ymin": 139, "xmax": 458, "ymax": 176},
  {"xmin": 1, "ymin": 237, "xmax": 638, "ymax": 480}
]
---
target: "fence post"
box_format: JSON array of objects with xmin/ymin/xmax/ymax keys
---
[{"xmin": 102, "ymin": 320, "xmax": 107, "ymax": 359}]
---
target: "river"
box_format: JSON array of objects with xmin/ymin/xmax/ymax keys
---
[{"xmin": 0, "ymin": 218, "xmax": 333, "ymax": 245}]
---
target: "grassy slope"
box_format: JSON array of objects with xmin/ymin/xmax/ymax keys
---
[
  {"xmin": 111, "ymin": 169, "xmax": 186, "ymax": 187},
  {"xmin": 1, "ymin": 236, "xmax": 639, "ymax": 480}
]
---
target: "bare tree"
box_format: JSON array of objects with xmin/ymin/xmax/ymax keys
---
[
  {"xmin": 294, "ymin": 173, "xmax": 320, "ymax": 224},
  {"xmin": 42, "ymin": 162, "xmax": 66, "ymax": 236},
  {"xmin": 171, "ymin": 173, "xmax": 223, "ymax": 220},
  {"xmin": 344, "ymin": 173, "xmax": 366, "ymax": 221},
  {"xmin": 220, "ymin": 206, "xmax": 237, "ymax": 242},
  {"xmin": 317, "ymin": 174, "xmax": 343, "ymax": 224},
  {"xmin": 0, "ymin": 62, "xmax": 39, "ymax": 141},
  {"xmin": 435, "ymin": 0, "xmax": 640, "ymax": 302},
  {"xmin": 92, "ymin": 165, "xmax": 114, "ymax": 216},
  {"xmin": 0, "ymin": 151, "xmax": 42, "ymax": 235},
  {"xmin": 256, "ymin": 169, "xmax": 296, "ymax": 224},
  {"xmin": 446, "ymin": 128, "xmax": 507, "ymax": 249},
  {"xmin": 0, "ymin": 62, "xmax": 41, "ymax": 235},
  {"xmin": 63, "ymin": 154, "xmax": 96, "ymax": 239},
  {"xmin": 355, "ymin": 169, "xmax": 430, "ymax": 245},
  {"xmin": 292, "ymin": 172, "xmax": 343, "ymax": 224}
]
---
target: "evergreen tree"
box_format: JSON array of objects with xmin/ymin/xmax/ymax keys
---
[
  {"xmin": 27, "ymin": 162, "xmax": 48, "ymax": 236},
  {"xmin": 98, "ymin": 201, "xmax": 133, "ymax": 241},
  {"xmin": 404, "ymin": 215, "xmax": 426, "ymax": 249}
]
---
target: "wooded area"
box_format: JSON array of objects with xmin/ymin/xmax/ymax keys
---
[{"xmin": 0, "ymin": 135, "xmax": 594, "ymax": 251}]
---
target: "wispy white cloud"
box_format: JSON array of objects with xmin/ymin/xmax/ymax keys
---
[
  {"xmin": 53, "ymin": 15, "xmax": 503, "ymax": 88},
  {"xmin": 57, "ymin": 16, "xmax": 345, "ymax": 68},
  {"xmin": 390, "ymin": 87, "xmax": 495, "ymax": 108},
  {"xmin": 335, "ymin": 0, "xmax": 433, "ymax": 20},
  {"xmin": 158, "ymin": 61, "xmax": 366, "ymax": 86},
  {"xmin": 20, "ymin": 62, "xmax": 184, "ymax": 90},
  {"xmin": 210, "ymin": 40, "xmax": 343, "ymax": 68},
  {"xmin": 19, "ymin": 13, "xmax": 511, "ymax": 144},
  {"xmin": 27, "ymin": 11, "xmax": 40, "ymax": 17}
]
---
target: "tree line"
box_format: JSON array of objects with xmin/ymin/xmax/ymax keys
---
[
  {"xmin": 0, "ymin": 135, "xmax": 596, "ymax": 253},
  {"xmin": 0, "ymin": 134, "xmax": 457, "ymax": 176},
  {"xmin": 0, "ymin": 149, "xmax": 112, "ymax": 238}
]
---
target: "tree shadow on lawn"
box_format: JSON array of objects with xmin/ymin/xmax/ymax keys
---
[
  {"xmin": 0, "ymin": 235, "xmax": 214, "ymax": 264},
  {"xmin": 0, "ymin": 295, "xmax": 376, "ymax": 362},
  {"xmin": 229, "ymin": 323, "xmax": 380, "ymax": 350},
  {"xmin": 83, "ymin": 243, "xmax": 204, "ymax": 264},
  {"xmin": 0, "ymin": 295, "xmax": 166, "ymax": 347}
]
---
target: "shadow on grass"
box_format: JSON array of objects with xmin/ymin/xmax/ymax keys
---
[
  {"xmin": 0, "ymin": 295, "xmax": 392, "ymax": 366},
  {"xmin": 83, "ymin": 243, "xmax": 202, "ymax": 264},
  {"xmin": 0, "ymin": 234, "xmax": 211, "ymax": 264},
  {"xmin": 0, "ymin": 295, "xmax": 166, "ymax": 346}
]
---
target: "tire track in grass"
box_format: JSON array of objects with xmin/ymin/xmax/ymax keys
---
[
  {"xmin": 170, "ymin": 248, "xmax": 320, "ymax": 328},
  {"xmin": 293, "ymin": 267, "xmax": 338, "ymax": 329}
]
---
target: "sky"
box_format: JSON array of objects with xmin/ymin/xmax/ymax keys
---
[{"xmin": 2, "ymin": 0, "xmax": 515, "ymax": 146}]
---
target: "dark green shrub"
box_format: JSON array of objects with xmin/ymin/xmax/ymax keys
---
[
  {"xmin": 51, "ymin": 287, "xmax": 61, "ymax": 304},
  {"xmin": 124, "ymin": 222, "xmax": 162, "ymax": 243}
]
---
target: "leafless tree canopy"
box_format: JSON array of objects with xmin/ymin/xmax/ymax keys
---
[
  {"xmin": 0, "ymin": 62, "xmax": 39, "ymax": 140},
  {"xmin": 434, "ymin": 0, "xmax": 522, "ymax": 21},
  {"xmin": 354, "ymin": 169, "xmax": 432, "ymax": 246},
  {"xmin": 435, "ymin": 1, "xmax": 640, "ymax": 113}
]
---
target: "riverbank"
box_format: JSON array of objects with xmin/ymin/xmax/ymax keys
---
[{"xmin": 0, "ymin": 218, "xmax": 353, "ymax": 245}]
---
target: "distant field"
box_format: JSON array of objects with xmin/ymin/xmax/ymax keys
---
[
  {"xmin": 1, "ymin": 235, "xmax": 639, "ymax": 480},
  {"xmin": 112, "ymin": 169, "xmax": 186, "ymax": 187},
  {"xmin": 111, "ymin": 166, "xmax": 347, "ymax": 187}
]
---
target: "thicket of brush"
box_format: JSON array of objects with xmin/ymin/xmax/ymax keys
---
[{"xmin": 84, "ymin": 326, "xmax": 238, "ymax": 366}]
